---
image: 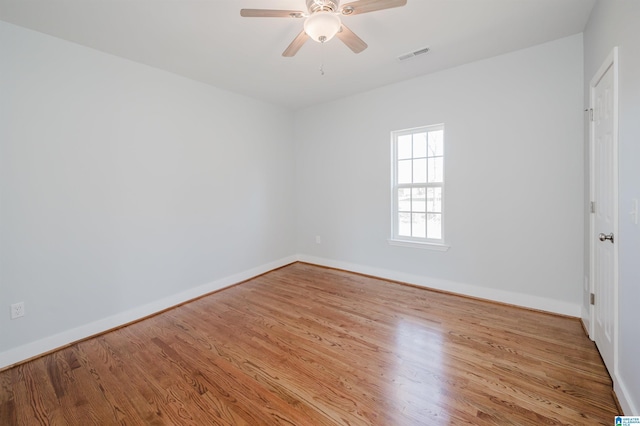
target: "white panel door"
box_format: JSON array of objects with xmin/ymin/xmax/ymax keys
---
[{"xmin": 591, "ymin": 50, "xmax": 618, "ymax": 375}]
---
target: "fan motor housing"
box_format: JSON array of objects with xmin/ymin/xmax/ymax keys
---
[{"xmin": 306, "ymin": 0, "xmax": 339, "ymax": 13}]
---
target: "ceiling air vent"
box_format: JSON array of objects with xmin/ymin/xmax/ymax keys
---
[{"xmin": 398, "ymin": 47, "xmax": 430, "ymax": 61}]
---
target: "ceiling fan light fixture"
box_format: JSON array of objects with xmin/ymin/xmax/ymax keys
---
[{"xmin": 304, "ymin": 12, "xmax": 341, "ymax": 43}]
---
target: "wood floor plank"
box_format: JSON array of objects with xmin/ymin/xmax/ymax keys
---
[
  {"xmin": 13, "ymin": 360, "xmax": 66, "ymax": 425},
  {"xmin": 74, "ymin": 338, "xmax": 166, "ymax": 425},
  {"xmin": 0, "ymin": 365, "xmax": 16, "ymax": 425},
  {"xmin": 0, "ymin": 262, "xmax": 619, "ymax": 425}
]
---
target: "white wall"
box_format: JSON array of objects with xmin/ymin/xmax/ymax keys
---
[
  {"xmin": 583, "ymin": 0, "xmax": 640, "ymax": 415},
  {"xmin": 295, "ymin": 34, "xmax": 585, "ymax": 315},
  {"xmin": 0, "ymin": 21, "xmax": 296, "ymax": 367}
]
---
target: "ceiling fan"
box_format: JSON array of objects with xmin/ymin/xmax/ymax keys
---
[{"xmin": 240, "ymin": 0, "xmax": 407, "ymax": 57}]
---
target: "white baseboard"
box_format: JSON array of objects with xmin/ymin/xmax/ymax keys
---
[
  {"xmin": 615, "ymin": 373, "xmax": 639, "ymax": 416},
  {"xmin": 0, "ymin": 255, "xmax": 298, "ymax": 370},
  {"xmin": 5, "ymin": 254, "xmax": 627, "ymax": 410},
  {"xmin": 298, "ymin": 255, "xmax": 581, "ymax": 317},
  {"xmin": 581, "ymin": 305, "xmax": 593, "ymax": 340},
  {"xmin": 0, "ymin": 253, "xmax": 584, "ymax": 370}
]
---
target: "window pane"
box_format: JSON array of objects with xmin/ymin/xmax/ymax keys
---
[
  {"xmin": 398, "ymin": 135, "xmax": 412, "ymax": 159},
  {"xmin": 428, "ymin": 157, "xmax": 443, "ymax": 183},
  {"xmin": 398, "ymin": 188, "xmax": 411, "ymax": 211},
  {"xmin": 428, "ymin": 130, "xmax": 444, "ymax": 157},
  {"xmin": 413, "ymin": 133, "xmax": 427, "ymax": 158},
  {"xmin": 392, "ymin": 125, "xmax": 444, "ymax": 243},
  {"xmin": 427, "ymin": 187, "xmax": 442, "ymax": 212},
  {"xmin": 413, "ymin": 158, "xmax": 427, "ymax": 183},
  {"xmin": 398, "ymin": 213, "xmax": 411, "ymax": 236},
  {"xmin": 398, "ymin": 160, "xmax": 412, "ymax": 184},
  {"xmin": 412, "ymin": 213, "xmax": 426, "ymax": 238},
  {"xmin": 427, "ymin": 214, "xmax": 442, "ymax": 239},
  {"xmin": 412, "ymin": 187, "xmax": 426, "ymax": 212}
]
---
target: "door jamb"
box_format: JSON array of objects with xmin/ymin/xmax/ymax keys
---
[{"xmin": 588, "ymin": 46, "xmax": 619, "ymax": 376}]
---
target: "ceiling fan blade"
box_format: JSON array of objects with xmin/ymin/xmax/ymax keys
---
[
  {"xmin": 336, "ymin": 24, "xmax": 368, "ymax": 54},
  {"xmin": 282, "ymin": 30, "xmax": 310, "ymax": 57},
  {"xmin": 339, "ymin": 0, "xmax": 407, "ymax": 15},
  {"xmin": 240, "ymin": 9, "xmax": 305, "ymax": 18}
]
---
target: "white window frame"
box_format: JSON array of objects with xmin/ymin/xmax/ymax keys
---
[{"xmin": 389, "ymin": 124, "xmax": 449, "ymax": 251}]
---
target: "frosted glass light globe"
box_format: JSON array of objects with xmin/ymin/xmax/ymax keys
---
[{"xmin": 304, "ymin": 12, "xmax": 341, "ymax": 43}]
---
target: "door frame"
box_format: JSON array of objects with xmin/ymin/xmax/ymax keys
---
[{"xmin": 588, "ymin": 47, "xmax": 619, "ymax": 375}]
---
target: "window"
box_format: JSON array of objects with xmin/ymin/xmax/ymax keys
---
[{"xmin": 390, "ymin": 125, "xmax": 447, "ymax": 249}]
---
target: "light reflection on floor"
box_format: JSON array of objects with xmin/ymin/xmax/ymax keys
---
[{"xmin": 391, "ymin": 316, "xmax": 449, "ymax": 424}]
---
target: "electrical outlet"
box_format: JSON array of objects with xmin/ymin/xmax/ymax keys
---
[
  {"xmin": 10, "ymin": 302, "xmax": 25, "ymax": 319},
  {"xmin": 315, "ymin": 235, "xmax": 322, "ymax": 244}
]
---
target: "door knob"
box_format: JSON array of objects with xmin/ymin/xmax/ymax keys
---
[{"xmin": 599, "ymin": 233, "xmax": 614, "ymax": 243}]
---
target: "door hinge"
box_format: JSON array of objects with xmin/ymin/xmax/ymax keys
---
[
  {"xmin": 589, "ymin": 108, "xmax": 594, "ymax": 122},
  {"xmin": 590, "ymin": 293, "xmax": 595, "ymax": 305},
  {"xmin": 590, "ymin": 201, "xmax": 596, "ymax": 214}
]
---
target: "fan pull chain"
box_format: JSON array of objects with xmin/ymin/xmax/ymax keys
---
[{"xmin": 319, "ymin": 37, "xmax": 325, "ymax": 76}]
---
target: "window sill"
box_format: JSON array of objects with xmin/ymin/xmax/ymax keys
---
[{"xmin": 387, "ymin": 239, "xmax": 450, "ymax": 251}]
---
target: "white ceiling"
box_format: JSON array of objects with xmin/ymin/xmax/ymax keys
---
[{"xmin": 0, "ymin": 0, "xmax": 595, "ymax": 109}]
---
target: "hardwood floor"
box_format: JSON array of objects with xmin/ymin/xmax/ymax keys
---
[{"xmin": 1, "ymin": 262, "xmax": 618, "ymax": 425}]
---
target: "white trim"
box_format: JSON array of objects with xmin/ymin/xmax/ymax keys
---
[
  {"xmin": 0, "ymin": 255, "xmax": 298, "ymax": 370},
  {"xmin": 0, "ymin": 253, "xmax": 588, "ymax": 370},
  {"xmin": 581, "ymin": 304, "xmax": 591, "ymax": 339},
  {"xmin": 588, "ymin": 47, "xmax": 619, "ymax": 379},
  {"xmin": 298, "ymin": 254, "xmax": 581, "ymax": 317},
  {"xmin": 390, "ymin": 124, "xmax": 446, "ymax": 244},
  {"xmin": 615, "ymin": 374, "xmax": 639, "ymax": 416},
  {"xmin": 581, "ymin": 275, "xmax": 591, "ymax": 338},
  {"xmin": 387, "ymin": 238, "xmax": 450, "ymax": 251}
]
